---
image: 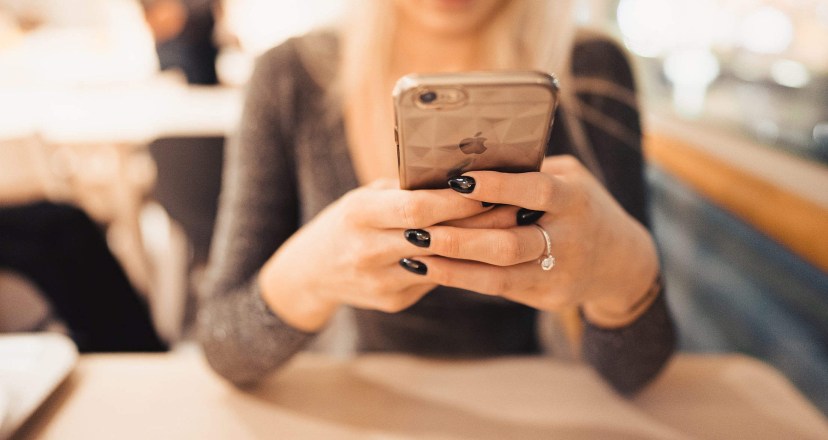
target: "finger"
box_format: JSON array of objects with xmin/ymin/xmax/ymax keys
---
[
  {"xmin": 372, "ymin": 267, "xmax": 436, "ymax": 312},
  {"xmin": 416, "ymin": 256, "xmax": 571, "ymax": 311},
  {"xmin": 541, "ymin": 154, "xmax": 586, "ymax": 175},
  {"xmin": 351, "ymin": 229, "xmax": 436, "ymax": 265},
  {"xmin": 439, "ymin": 205, "xmax": 520, "ymax": 229},
  {"xmin": 343, "ymin": 284, "xmax": 434, "ymax": 313},
  {"xmin": 451, "ymin": 171, "xmax": 573, "ymax": 214},
  {"xmin": 416, "ymin": 256, "xmax": 531, "ymax": 297},
  {"xmin": 418, "ymin": 225, "xmax": 547, "ymax": 266},
  {"xmin": 348, "ymin": 188, "xmax": 490, "ymax": 229},
  {"xmin": 340, "ymin": 265, "xmax": 435, "ymax": 313}
]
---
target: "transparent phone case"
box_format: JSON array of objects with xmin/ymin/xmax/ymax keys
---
[{"xmin": 393, "ymin": 71, "xmax": 558, "ymax": 190}]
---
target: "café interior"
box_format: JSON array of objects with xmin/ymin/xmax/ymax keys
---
[{"xmin": 0, "ymin": 0, "xmax": 827, "ymax": 438}]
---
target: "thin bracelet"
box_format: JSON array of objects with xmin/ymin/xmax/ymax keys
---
[{"xmin": 583, "ymin": 273, "xmax": 663, "ymax": 328}]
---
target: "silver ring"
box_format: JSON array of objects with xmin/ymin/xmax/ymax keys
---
[{"xmin": 533, "ymin": 224, "xmax": 555, "ymax": 271}]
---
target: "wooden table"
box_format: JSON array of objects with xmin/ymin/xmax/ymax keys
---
[{"xmin": 14, "ymin": 353, "xmax": 828, "ymax": 440}]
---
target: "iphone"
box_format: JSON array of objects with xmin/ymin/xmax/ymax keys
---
[{"xmin": 393, "ymin": 71, "xmax": 559, "ymax": 190}]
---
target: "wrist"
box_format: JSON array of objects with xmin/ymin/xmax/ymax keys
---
[
  {"xmin": 582, "ymin": 228, "xmax": 661, "ymax": 328},
  {"xmin": 582, "ymin": 272, "xmax": 662, "ymax": 328},
  {"xmin": 257, "ymin": 262, "xmax": 339, "ymax": 333}
]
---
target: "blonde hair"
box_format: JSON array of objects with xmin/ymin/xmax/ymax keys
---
[{"xmin": 335, "ymin": 0, "xmax": 609, "ymax": 182}]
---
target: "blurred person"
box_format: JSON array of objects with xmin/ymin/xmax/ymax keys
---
[
  {"xmin": 141, "ymin": 0, "xmax": 220, "ymax": 85},
  {"xmin": 139, "ymin": 1, "xmax": 226, "ymax": 312},
  {"xmin": 140, "ymin": 0, "xmax": 227, "ymax": 259},
  {"xmin": 198, "ymin": 0, "xmax": 675, "ymax": 393},
  {"xmin": 0, "ymin": 1, "xmax": 165, "ymax": 352}
]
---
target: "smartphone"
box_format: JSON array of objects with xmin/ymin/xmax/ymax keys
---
[{"xmin": 393, "ymin": 71, "xmax": 559, "ymax": 190}]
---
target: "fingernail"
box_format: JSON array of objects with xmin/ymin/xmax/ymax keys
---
[
  {"xmin": 404, "ymin": 229, "xmax": 431, "ymax": 248},
  {"xmin": 448, "ymin": 176, "xmax": 476, "ymax": 194},
  {"xmin": 516, "ymin": 208, "xmax": 545, "ymax": 226},
  {"xmin": 482, "ymin": 202, "xmax": 495, "ymax": 208},
  {"xmin": 399, "ymin": 258, "xmax": 427, "ymax": 275}
]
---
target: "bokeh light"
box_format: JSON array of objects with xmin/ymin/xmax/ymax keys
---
[{"xmin": 739, "ymin": 6, "xmax": 794, "ymax": 54}]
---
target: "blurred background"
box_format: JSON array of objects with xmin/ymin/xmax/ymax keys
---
[{"xmin": 0, "ymin": 0, "xmax": 826, "ymax": 414}]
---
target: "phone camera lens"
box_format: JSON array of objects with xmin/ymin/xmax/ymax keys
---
[{"xmin": 419, "ymin": 91, "xmax": 437, "ymax": 104}]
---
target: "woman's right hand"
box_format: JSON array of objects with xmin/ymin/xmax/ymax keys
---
[{"xmin": 257, "ymin": 179, "xmax": 491, "ymax": 332}]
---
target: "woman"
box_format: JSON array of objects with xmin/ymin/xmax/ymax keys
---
[{"xmin": 198, "ymin": 0, "xmax": 675, "ymax": 394}]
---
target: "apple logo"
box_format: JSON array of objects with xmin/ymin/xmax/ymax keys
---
[{"xmin": 459, "ymin": 132, "xmax": 487, "ymax": 154}]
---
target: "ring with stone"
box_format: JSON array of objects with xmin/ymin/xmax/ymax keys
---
[{"xmin": 533, "ymin": 224, "xmax": 556, "ymax": 271}]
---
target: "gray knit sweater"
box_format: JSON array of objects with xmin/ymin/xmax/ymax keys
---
[{"xmin": 197, "ymin": 31, "xmax": 675, "ymax": 394}]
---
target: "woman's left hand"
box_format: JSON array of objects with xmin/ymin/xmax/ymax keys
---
[{"xmin": 403, "ymin": 155, "xmax": 659, "ymax": 327}]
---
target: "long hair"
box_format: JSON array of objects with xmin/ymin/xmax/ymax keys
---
[{"xmin": 334, "ymin": 0, "xmax": 607, "ymax": 182}]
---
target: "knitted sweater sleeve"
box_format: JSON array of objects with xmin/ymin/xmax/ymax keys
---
[
  {"xmin": 568, "ymin": 35, "xmax": 677, "ymax": 395},
  {"xmin": 197, "ymin": 41, "xmax": 316, "ymax": 387}
]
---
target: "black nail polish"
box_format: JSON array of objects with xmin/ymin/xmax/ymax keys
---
[
  {"xmin": 404, "ymin": 229, "xmax": 431, "ymax": 248},
  {"xmin": 516, "ymin": 208, "xmax": 545, "ymax": 226},
  {"xmin": 399, "ymin": 258, "xmax": 428, "ymax": 275},
  {"xmin": 482, "ymin": 202, "xmax": 495, "ymax": 208},
  {"xmin": 448, "ymin": 176, "xmax": 476, "ymax": 194}
]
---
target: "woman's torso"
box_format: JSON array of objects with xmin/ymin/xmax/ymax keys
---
[{"xmin": 275, "ymin": 29, "xmax": 641, "ymax": 355}]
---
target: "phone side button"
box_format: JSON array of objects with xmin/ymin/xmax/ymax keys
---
[{"xmin": 395, "ymin": 128, "xmax": 401, "ymax": 167}]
